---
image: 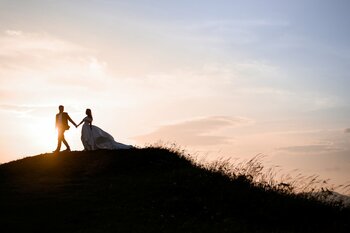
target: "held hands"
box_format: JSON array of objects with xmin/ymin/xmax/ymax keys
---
[{"xmin": 76, "ymin": 119, "xmax": 84, "ymax": 128}]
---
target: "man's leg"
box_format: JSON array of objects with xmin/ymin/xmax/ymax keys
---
[
  {"xmin": 61, "ymin": 130, "xmax": 71, "ymax": 151},
  {"xmin": 55, "ymin": 129, "xmax": 64, "ymax": 152}
]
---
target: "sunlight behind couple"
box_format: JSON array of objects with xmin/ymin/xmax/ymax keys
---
[{"xmin": 24, "ymin": 116, "xmax": 81, "ymax": 154}]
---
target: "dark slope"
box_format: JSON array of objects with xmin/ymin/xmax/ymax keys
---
[{"xmin": 0, "ymin": 148, "xmax": 349, "ymax": 233}]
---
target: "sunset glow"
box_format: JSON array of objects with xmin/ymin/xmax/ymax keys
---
[{"xmin": 0, "ymin": 0, "xmax": 349, "ymax": 190}]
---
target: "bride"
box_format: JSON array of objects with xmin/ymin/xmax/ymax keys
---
[{"xmin": 77, "ymin": 109, "xmax": 133, "ymax": 151}]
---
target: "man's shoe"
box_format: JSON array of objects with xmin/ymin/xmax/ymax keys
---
[
  {"xmin": 63, "ymin": 148, "xmax": 71, "ymax": 152},
  {"xmin": 53, "ymin": 150, "xmax": 60, "ymax": 153}
]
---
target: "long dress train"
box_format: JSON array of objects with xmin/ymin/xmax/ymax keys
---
[{"xmin": 81, "ymin": 117, "xmax": 133, "ymax": 151}]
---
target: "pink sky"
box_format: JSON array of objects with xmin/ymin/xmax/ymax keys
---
[{"xmin": 0, "ymin": 1, "xmax": 349, "ymax": 193}]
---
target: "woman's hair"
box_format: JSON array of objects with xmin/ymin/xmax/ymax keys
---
[{"xmin": 86, "ymin": 108, "xmax": 93, "ymax": 119}]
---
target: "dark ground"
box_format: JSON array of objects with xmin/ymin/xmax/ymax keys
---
[{"xmin": 0, "ymin": 148, "xmax": 349, "ymax": 233}]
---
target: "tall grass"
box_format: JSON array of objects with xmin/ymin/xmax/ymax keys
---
[{"xmin": 146, "ymin": 142, "xmax": 350, "ymax": 208}]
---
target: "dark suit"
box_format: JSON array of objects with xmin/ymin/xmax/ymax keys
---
[
  {"xmin": 55, "ymin": 112, "xmax": 74, "ymax": 151},
  {"xmin": 56, "ymin": 112, "xmax": 70, "ymax": 131}
]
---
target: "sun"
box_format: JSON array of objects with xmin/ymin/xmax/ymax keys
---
[
  {"xmin": 25, "ymin": 116, "xmax": 57, "ymax": 152},
  {"xmin": 24, "ymin": 115, "xmax": 83, "ymax": 153}
]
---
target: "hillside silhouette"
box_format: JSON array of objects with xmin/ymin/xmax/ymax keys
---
[{"xmin": 0, "ymin": 147, "xmax": 349, "ymax": 233}]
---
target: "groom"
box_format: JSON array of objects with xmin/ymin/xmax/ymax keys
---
[{"xmin": 54, "ymin": 105, "xmax": 77, "ymax": 153}]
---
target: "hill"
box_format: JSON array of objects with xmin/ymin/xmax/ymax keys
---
[{"xmin": 0, "ymin": 147, "xmax": 349, "ymax": 233}]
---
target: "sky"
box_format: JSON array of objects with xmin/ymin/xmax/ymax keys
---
[{"xmin": 0, "ymin": 0, "xmax": 349, "ymax": 191}]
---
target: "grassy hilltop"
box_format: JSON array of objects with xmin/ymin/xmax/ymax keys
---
[{"xmin": 0, "ymin": 147, "xmax": 349, "ymax": 233}]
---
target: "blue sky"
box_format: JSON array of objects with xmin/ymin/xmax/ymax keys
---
[{"xmin": 0, "ymin": 0, "xmax": 349, "ymax": 190}]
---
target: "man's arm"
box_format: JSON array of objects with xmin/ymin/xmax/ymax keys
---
[
  {"xmin": 77, "ymin": 119, "xmax": 84, "ymax": 128},
  {"xmin": 67, "ymin": 114, "xmax": 77, "ymax": 127}
]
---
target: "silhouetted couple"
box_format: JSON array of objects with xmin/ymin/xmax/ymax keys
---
[{"xmin": 54, "ymin": 105, "xmax": 132, "ymax": 153}]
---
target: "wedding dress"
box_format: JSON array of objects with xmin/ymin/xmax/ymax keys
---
[{"xmin": 81, "ymin": 116, "xmax": 133, "ymax": 151}]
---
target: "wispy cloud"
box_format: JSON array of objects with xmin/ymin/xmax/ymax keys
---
[
  {"xmin": 278, "ymin": 144, "xmax": 340, "ymax": 153},
  {"xmin": 0, "ymin": 104, "xmax": 33, "ymax": 113},
  {"xmin": 184, "ymin": 19, "xmax": 290, "ymax": 32},
  {"xmin": 0, "ymin": 30, "xmax": 106, "ymax": 76},
  {"xmin": 1, "ymin": 29, "xmax": 86, "ymax": 53},
  {"xmin": 4, "ymin": 30, "xmax": 22, "ymax": 36},
  {"xmin": 128, "ymin": 60, "xmax": 284, "ymax": 101},
  {"xmin": 165, "ymin": 19, "xmax": 290, "ymax": 46},
  {"xmin": 134, "ymin": 116, "xmax": 254, "ymax": 146},
  {"xmin": 0, "ymin": 30, "xmax": 110, "ymax": 103},
  {"xmin": 0, "ymin": 104, "xmax": 58, "ymax": 117}
]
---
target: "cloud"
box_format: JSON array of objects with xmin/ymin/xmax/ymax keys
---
[
  {"xmin": 278, "ymin": 144, "xmax": 340, "ymax": 153},
  {"xmin": 5, "ymin": 30, "xmax": 23, "ymax": 36},
  {"xmin": 0, "ymin": 29, "xmax": 110, "ymax": 103},
  {"xmin": 0, "ymin": 104, "xmax": 33, "ymax": 113},
  {"xmin": 184, "ymin": 19, "xmax": 289, "ymax": 34},
  {"xmin": 0, "ymin": 104, "xmax": 73, "ymax": 118},
  {"xmin": 166, "ymin": 19, "xmax": 290, "ymax": 46},
  {"xmin": 0, "ymin": 104, "xmax": 54, "ymax": 116},
  {"xmin": 0, "ymin": 29, "xmax": 86, "ymax": 56},
  {"xmin": 345, "ymin": 128, "xmax": 350, "ymax": 133},
  {"xmin": 134, "ymin": 116, "xmax": 254, "ymax": 146},
  {"xmin": 0, "ymin": 30, "xmax": 106, "ymax": 77},
  {"xmin": 0, "ymin": 104, "xmax": 40, "ymax": 118},
  {"xmin": 127, "ymin": 60, "xmax": 285, "ymax": 103}
]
